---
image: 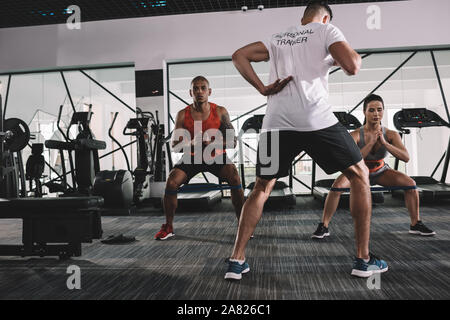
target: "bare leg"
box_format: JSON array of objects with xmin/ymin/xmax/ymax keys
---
[
  {"xmin": 162, "ymin": 169, "xmax": 188, "ymax": 226},
  {"xmin": 218, "ymin": 164, "xmax": 245, "ymax": 220},
  {"xmin": 375, "ymin": 169, "xmax": 419, "ymax": 225},
  {"xmin": 322, "ymin": 174, "xmax": 350, "ymax": 228},
  {"xmin": 405, "ymin": 189, "xmax": 420, "ymax": 225},
  {"xmin": 230, "ymin": 177, "xmax": 276, "ymax": 261},
  {"xmin": 342, "ymin": 160, "xmax": 371, "ymax": 259}
]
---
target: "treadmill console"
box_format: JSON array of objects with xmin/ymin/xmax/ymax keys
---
[
  {"xmin": 393, "ymin": 108, "xmax": 450, "ymax": 131},
  {"xmin": 333, "ymin": 112, "xmax": 362, "ymax": 130}
]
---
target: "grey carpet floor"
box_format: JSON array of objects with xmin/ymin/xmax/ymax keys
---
[{"xmin": 0, "ymin": 196, "xmax": 449, "ymax": 300}]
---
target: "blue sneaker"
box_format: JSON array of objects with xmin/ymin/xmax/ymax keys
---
[
  {"xmin": 351, "ymin": 253, "xmax": 388, "ymax": 278},
  {"xmin": 224, "ymin": 260, "xmax": 250, "ymax": 280}
]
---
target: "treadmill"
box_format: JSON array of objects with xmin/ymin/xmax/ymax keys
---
[
  {"xmin": 238, "ymin": 115, "xmax": 296, "ymax": 207},
  {"xmin": 392, "ymin": 108, "xmax": 450, "ymax": 202},
  {"xmin": 312, "ymin": 112, "xmax": 384, "ymax": 205},
  {"xmin": 171, "ymin": 153, "xmax": 222, "ymax": 210},
  {"xmin": 176, "ymin": 178, "xmax": 222, "ymax": 209}
]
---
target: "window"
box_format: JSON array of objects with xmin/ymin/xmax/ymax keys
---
[{"xmin": 0, "ymin": 65, "xmax": 136, "ymax": 188}]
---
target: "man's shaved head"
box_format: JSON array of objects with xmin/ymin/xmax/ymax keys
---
[{"xmin": 191, "ymin": 76, "xmax": 210, "ymax": 87}]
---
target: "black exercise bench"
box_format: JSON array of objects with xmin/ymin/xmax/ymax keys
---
[{"xmin": 0, "ymin": 196, "xmax": 103, "ymax": 259}]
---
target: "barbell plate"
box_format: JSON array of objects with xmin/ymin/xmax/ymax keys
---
[{"xmin": 3, "ymin": 118, "xmax": 31, "ymax": 152}]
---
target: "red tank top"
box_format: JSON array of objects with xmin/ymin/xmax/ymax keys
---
[{"xmin": 183, "ymin": 102, "xmax": 225, "ymax": 157}]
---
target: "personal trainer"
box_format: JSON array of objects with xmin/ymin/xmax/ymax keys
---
[
  {"xmin": 225, "ymin": 1, "xmax": 388, "ymax": 279},
  {"xmin": 154, "ymin": 76, "xmax": 245, "ymax": 240},
  {"xmin": 312, "ymin": 94, "xmax": 435, "ymax": 239}
]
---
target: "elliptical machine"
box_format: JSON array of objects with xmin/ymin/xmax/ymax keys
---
[
  {"xmin": 123, "ymin": 108, "xmax": 153, "ymax": 203},
  {"xmin": 45, "ymin": 105, "xmax": 109, "ymax": 196},
  {"xmin": 93, "ymin": 108, "xmax": 154, "ymax": 210},
  {"xmin": 92, "ymin": 112, "xmax": 134, "ymax": 215}
]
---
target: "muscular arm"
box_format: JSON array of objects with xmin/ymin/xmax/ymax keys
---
[
  {"xmin": 382, "ymin": 130, "xmax": 410, "ymax": 162},
  {"xmin": 171, "ymin": 110, "xmax": 189, "ymax": 149},
  {"xmin": 217, "ymin": 107, "xmax": 237, "ymax": 148},
  {"xmin": 350, "ymin": 129, "xmax": 376, "ymax": 159},
  {"xmin": 359, "ymin": 142, "xmax": 377, "ymax": 159},
  {"xmin": 351, "ymin": 128, "xmax": 410, "ymax": 162},
  {"xmin": 232, "ymin": 41, "xmax": 292, "ymax": 96},
  {"xmin": 329, "ymin": 41, "xmax": 361, "ymax": 76}
]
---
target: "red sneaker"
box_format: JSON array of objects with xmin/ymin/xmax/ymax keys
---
[{"xmin": 154, "ymin": 224, "xmax": 174, "ymax": 240}]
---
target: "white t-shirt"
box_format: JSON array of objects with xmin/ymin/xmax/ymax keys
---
[{"xmin": 262, "ymin": 22, "xmax": 346, "ymax": 132}]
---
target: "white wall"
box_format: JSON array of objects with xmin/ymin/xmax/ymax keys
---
[
  {"xmin": 1, "ymin": 0, "xmax": 449, "ymax": 118},
  {"xmin": 1, "ymin": 0, "xmax": 449, "ymax": 74},
  {"xmin": 136, "ymin": 96, "xmax": 164, "ymax": 121},
  {"xmin": 1, "ymin": 0, "xmax": 449, "ymax": 115}
]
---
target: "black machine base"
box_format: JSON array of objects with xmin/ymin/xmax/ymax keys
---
[
  {"xmin": 391, "ymin": 176, "xmax": 450, "ymax": 203},
  {"xmin": 0, "ymin": 197, "xmax": 103, "ymax": 259},
  {"xmin": 100, "ymin": 205, "xmax": 137, "ymax": 216},
  {"xmin": 177, "ymin": 190, "xmax": 222, "ymax": 211},
  {"xmin": 245, "ymin": 181, "xmax": 297, "ymax": 208},
  {"xmin": 313, "ymin": 179, "xmax": 385, "ymax": 207},
  {"xmin": 0, "ymin": 243, "xmax": 82, "ymax": 260}
]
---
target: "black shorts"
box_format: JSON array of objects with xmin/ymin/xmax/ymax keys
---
[
  {"xmin": 256, "ymin": 123, "xmax": 362, "ymax": 180},
  {"xmin": 173, "ymin": 153, "xmax": 233, "ymax": 183}
]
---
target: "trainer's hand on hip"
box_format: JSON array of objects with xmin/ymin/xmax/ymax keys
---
[{"xmin": 259, "ymin": 76, "xmax": 293, "ymax": 96}]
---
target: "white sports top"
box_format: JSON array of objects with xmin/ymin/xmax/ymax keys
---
[{"xmin": 262, "ymin": 22, "xmax": 347, "ymax": 132}]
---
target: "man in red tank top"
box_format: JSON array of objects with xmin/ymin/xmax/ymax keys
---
[{"xmin": 154, "ymin": 76, "xmax": 245, "ymax": 240}]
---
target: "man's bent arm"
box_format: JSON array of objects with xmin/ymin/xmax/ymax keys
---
[
  {"xmin": 218, "ymin": 107, "xmax": 237, "ymax": 148},
  {"xmin": 232, "ymin": 42, "xmax": 270, "ymax": 94},
  {"xmin": 171, "ymin": 110, "xmax": 191, "ymax": 149},
  {"xmin": 233, "ymin": 42, "xmax": 293, "ymax": 96},
  {"xmin": 329, "ymin": 41, "xmax": 361, "ymax": 76}
]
